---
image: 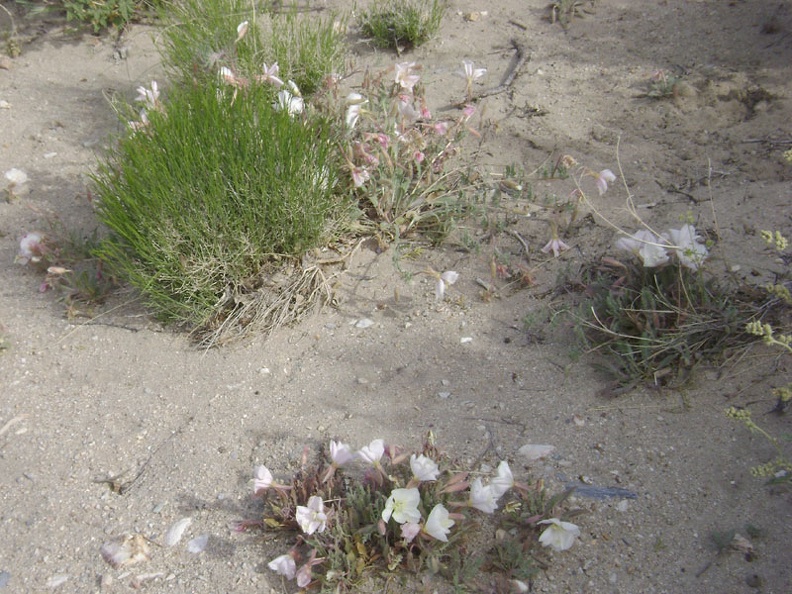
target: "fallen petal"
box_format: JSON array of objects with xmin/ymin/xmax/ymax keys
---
[
  {"xmin": 164, "ymin": 518, "xmax": 192, "ymax": 547},
  {"xmin": 186, "ymin": 534, "xmax": 209, "ymax": 554},
  {"xmin": 100, "ymin": 534, "xmax": 151, "ymax": 569}
]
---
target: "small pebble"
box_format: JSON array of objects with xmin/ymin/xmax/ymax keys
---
[{"xmin": 354, "ymin": 318, "xmax": 374, "ymax": 329}]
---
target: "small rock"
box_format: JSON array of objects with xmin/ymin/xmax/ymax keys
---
[
  {"xmin": 4, "ymin": 168, "xmax": 28, "ymax": 186},
  {"xmin": 616, "ymin": 499, "xmax": 629, "ymax": 512},
  {"xmin": 518, "ymin": 444, "xmax": 555, "ymax": 461},
  {"xmin": 0, "ymin": 571, "xmax": 10, "ymax": 588},
  {"xmin": 354, "ymin": 318, "xmax": 374, "ymax": 329},
  {"xmin": 0, "ymin": 100, "xmax": 10, "ymax": 109},
  {"xmin": 460, "ymin": 336, "xmax": 473, "ymax": 344},
  {"xmin": 438, "ymin": 392, "xmax": 451, "ymax": 399},
  {"xmin": 164, "ymin": 518, "xmax": 192, "ymax": 547},
  {"xmin": 47, "ymin": 575, "xmax": 69, "ymax": 589}
]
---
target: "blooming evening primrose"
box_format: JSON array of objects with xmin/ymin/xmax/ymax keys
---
[
  {"xmin": 667, "ymin": 224, "xmax": 708, "ymax": 270},
  {"xmin": 382, "ymin": 487, "xmax": 421, "ymax": 524},
  {"xmin": 253, "ymin": 465, "xmax": 273, "ymax": 494},
  {"xmin": 538, "ymin": 518, "xmax": 581, "ymax": 551},
  {"xmin": 490, "ymin": 461, "xmax": 513, "ymax": 498},
  {"xmin": 357, "ymin": 439, "xmax": 385, "ymax": 465},
  {"xmin": 435, "ymin": 270, "xmax": 459, "ymax": 301},
  {"xmin": 468, "ymin": 478, "xmax": 499, "ymax": 513},
  {"xmin": 423, "ymin": 504, "xmax": 454, "ymax": 542},
  {"xmin": 267, "ymin": 553, "xmax": 296, "ymax": 580},
  {"xmin": 616, "ymin": 229, "xmax": 670, "ymax": 268},
  {"xmin": 593, "ymin": 169, "xmax": 616, "ymax": 195},
  {"xmin": 410, "ymin": 454, "xmax": 440, "ymax": 482},
  {"xmin": 295, "ymin": 495, "xmax": 327, "ymax": 535},
  {"xmin": 394, "ymin": 62, "xmax": 420, "ymax": 91},
  {"xmin": 330, "ymin": 440, "xmax": 355, "ymax": 466}
]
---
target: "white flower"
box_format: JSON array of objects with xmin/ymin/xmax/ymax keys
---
[
  {"xmin": 267, "ymin": 553, "xmax": 296, "ymax": 579},
  {"xmin": 394, "ymin": 62, "xmax": 420, "ymax": 91},
  {"xmin": 537, "ymin": 518, "xmax": 581, "ymax": 551},
  {"xmin": 423, "ymin": 504, "xmax": 454, "ymax": 542},
  {"xmin": 219, "ymin": 66, "xmax": 237, "ymax": 85},
  {"xmin": 435, "ymin": 270, "xmax": 459, "ymax": 301},
  {"xmin": 468, "ymin": 478, "xmax": 498, "ymax": 513},
  {"xmin": 667, "ymin": 224, "xmax": 708, "ymax": 270},
  {"xmin": 459, "ymin": 60, "xmax": 487, "ymax": 84},
  {"xmin": 381, "ymin": 487, "xmax": 421, "ymax": 524},
  {"xmin": 490, "ymin": 461, "xmax": 513, "ymax": 498},
  {"xmin": 274, "ymin": 81, "xmax": 303, "ymax": 115},
  {"xmin": 345, "ymin": 92, "xmax": 367, "ymax": 128},
  {"xmin": 357, "ymin": 439, "xmax": 385, "ymax": 465},
  {"xmin": 16, "ymin": 232, "xmax": 44, "ymax": 265},
  {"xmin": 330, "ymin": 440, "xmax": 355, "ymax": 466},
  {"xmin": 134, "ymin": 81, "xmax": 159, "ymax": 110},
  {"xmin": 253, "ymin": 465, "xmax": 273, "ymax": 494},
  {"xmin": 236, "ymin": 20, "xmax": 249, "ymax": 43},
  {"xmin": 410, "ymin": 454, "xmax": 440, "ymax": 482},
  {"xmin": 295, "ymin": 495, "xmax": 327, "ymax": 535},
  {"xmin": 615, "ymin": 229, "xmax": 670, "ymax": 268}
]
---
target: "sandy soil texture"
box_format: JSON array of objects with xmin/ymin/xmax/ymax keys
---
[{"xmin": 1, "ymin": 1, "xmax": 791, "ymax": 592}]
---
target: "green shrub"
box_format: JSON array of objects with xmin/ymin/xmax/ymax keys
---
[
  {"xmin": 93, "ymin": 79, "xmax": 341, "ymax": 331},
  {"xmin": 358, "ymin": 0, "xmax": 445, "ymax": 51},
  {"xmin": 62, "ymin": 0, "xmax": 161, "ymax": 32}
]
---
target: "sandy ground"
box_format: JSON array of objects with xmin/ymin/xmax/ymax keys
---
[{"xmin": 1, "ymin": 0, "xmax": 792, "ymax": 592}]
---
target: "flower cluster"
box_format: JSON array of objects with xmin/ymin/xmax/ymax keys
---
[
  {"xmin": 250, "ymin": 436, "xmax": 580, "ymax": 589},
  {"xmin": 337, "ymin": 61, "xmax": 481, "ymax": 238},
  {"xmin": 616, "ymin": 224, "xmax": 709, "ymax": 270}
]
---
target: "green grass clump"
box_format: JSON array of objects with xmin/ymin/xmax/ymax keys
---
[
  {"xmin": 358, "ymin": 0, "xmax": 445, "ymax": 51},
  {"xmin": 93, "ymin": 79, "xmax": 341, "ymax": 331},
  {"xmin": 161, "ymin": 0, "xmax": 346, "ymax": 96},
  {"xmin": 61, "ymin": 0, "xmax": 162, "ymax": 32}
]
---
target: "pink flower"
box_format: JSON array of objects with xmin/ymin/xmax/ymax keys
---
[
  {"xmin": 257, "ymin": 62, "xmax": 284, "ymax": 87},
  {"xmin": 16, "ymin": 232, "xmax": 45, "ymax": 265},
  {"xmin": 401, "ymin": 521, "xmax": 421, "ymax": 543},
  {"xmin": 330, "ymin": 440, "xmax": 355, "ymax": 466},
  {"xmin": 351, "ymin": 166, "xmax": 370, "ymax": 188},
  {"xmin": 432, "ymin": 121, "xmax": 449, "ymax": 135},
  {"xmin": 593, "ymin": 169, "xmax": 616, "ymax": 195},
  {"xmin": 541, "ymin": 238, "xmax": 570, "ymax": 258},
  {"xmin": 413, "ymin": 150, "xmax": 425, "ymax": 163},
  {"xmin": 394, "ymin": 62, "xmax": 420, "ymax": 91},
  {"xmin": 253, "ymin": 465, "xmax": 273, "ymax": 494},
  {"xmin": 267, "ymin": 553, "xmax": 296, "ymax": 580},
  {"xmin": 462, "ymin": 104, "xmax": 476, "ymax": 119}
]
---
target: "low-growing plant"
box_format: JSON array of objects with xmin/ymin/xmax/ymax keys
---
[
  {"xmin": 61, "ymin": 0, "xmax": 161, "ymax": 32},
  {"xmin": 645, "ymin": 68, "xmax": 682, "ymax": 100},
  {"xmin": 242, "ymin": 434, "xmax": 580, "ymax": 591},
  {"xmin": 548, "ymin": 0, "xmax": 595, "ymax": 28},
  {"xmin": 727, "ymin": 229, "xmax": 792, "ymax": 484},
  {"xmin": 358, "ymin": 0, "xmax": 445, "ymax": 52},
  {"xmin": 338, "ymin": 61, "xmax": 483, "ymax": 244}
]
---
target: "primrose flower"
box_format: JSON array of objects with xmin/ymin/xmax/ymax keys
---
[
  {"xmin": 401, "ymin": 521, "xmax": 421, "ymax": 543},
  {"xmin": 295, "ymin": 495, "xmax": 327, "ymax": 535},
  {"xmin": 459, "ymin": 60, "xmax": 487, "ymax": 99},
  {"xmin": 330, "ymin": 440, "xmax": 355, "ymax": 466},
  {"xmin": 394, "ymin": 62, "xmax": 420, "ymax": 91},
  {"xmin": 295, "ymin": 550, "xmax": 324, "ymax": 588},
  {"xmin": 592, "ymin": 169, "xmax": 616, "ymax": 195},
  {"xmin": 537, "ymin": 518, "xmax": 581, "ymax": 552},
  {"xmin": 468, "ymin": 478, "xmax": 498, "ymax": 513},
  {"xmin": 435, "ymin": 270, "xmax": 459, "ymax": 301},
  {"xmin": 274, "ymin": 81, "xmax": 303, "ymax": 115},
  {"xmin": 410, "ymin": 454, "xmax": 440, "ymax": 482},
  {"xmin": 616, "ymin": 229, "xmax": 670, "ymax": 268},
  {"xmin": 490, "ymin": 461, "xmax": 514, "ymax": 498},
  {"xmin": 253, "ymin": 465, "xmax": 274, "ymax": 494},
  {"xmin": 382, "ymin": 487, "xmax": 421, "ymax": 524},
  {"xmin": 235, "ymin": 20, "xmax": 249, "ymax": 43},
  {"xmin": 345, "ymin": 92, "xmax": 367, "ymax": 129},
  {"xmin": 667, "ymin": 224, "xmax": 708, "ymax": 270},
  {"xmin": 541, "ymin": 237, "xmax": 571, "ymax": 258},
  {"xmin": 16, "ymin": 232, "xmax": 44, "ymax": 265},
  {"xmin": 134, "ymin": 81, "xmax": 160, "ymax": 110},
  {"xmin": 267, "ymin": 553, "xmax": 296, "ymax": 580},
  {"xmin": 423, "ymin": 504, "xmax": 455, "ymax": 542},
  {"xmin": 358, "ymin": 439, "xmax": 385, "ymax": 465},
  {"xmin": 397, "ymin": 95, "xmax": 421, "ymax": 123},
  {"xmin": 128, "ymin": 108, "xmax": 150, "ymax": 133},
  {"xmin": 258, "ymin": 62, "xmax": 284, "ymax": 87},
  {"xmin": 351, "ymin": 166, "xmax": 370, "ymax": 188}
]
